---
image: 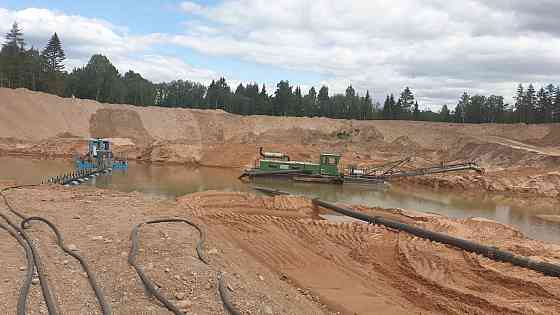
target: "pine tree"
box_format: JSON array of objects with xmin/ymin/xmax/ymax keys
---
[
  {"xmin": 397, "ymin": 87, "xmax": 414, "ymax": 119},
  {"xmin": 514, "ymin": 84, "xmax": 525, "ymax": 123},
  {"xmin": 413, "ymin": 101, "xmax": 420, "ymax": 120},
  {"xmin": 440, "ymin": 105, "xmax": 450, "ymax": 122},
  {"xmin": 554, "ymin": 86, "xmax": 560, "ymax": 122},
  {"xmin": 1, "ymin": 22, "xmax": 27, "ymax": 88},
  {"xmin": 302, "ymin": 87, "xmax": 317, "ymax": 117},
  {"xmin": 524, "ymin": 84, "xmax": 537, "ymax": 123},
  {"xmin": 361, "ymin": 90, "xmax": 373, "ymax": 120},
  {"xmin": 317, "ymin": 86, "xmax": 329, "ymax": 117},
  {"xmin": 455, "ymin": 92, "xmax": 469, "ymax": 123},
  {"xmin": 2, "ymin": 22, "xmax": 25, "ymax": 53},
  {"xmin": 41, "ymin": 33, "xmax": 66, "ymax": 73}
]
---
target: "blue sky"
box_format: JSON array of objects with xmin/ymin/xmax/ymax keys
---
[
  {"xmin": 2, "ymin": 1, "xmax": 560, "ymax": 107},
  {"xmin": 1, "ymin": 0, "xmax": 326, "ymax": 92}
]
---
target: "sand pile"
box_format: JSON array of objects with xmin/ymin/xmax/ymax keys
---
[{"xmin": 1, "ymin": 87, "xmax": 559, "ymax": 195}]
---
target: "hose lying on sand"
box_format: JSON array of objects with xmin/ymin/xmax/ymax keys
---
[
  {"xmin": 252, "ymin": 186, "xmax": 560, "ymax": 278},
  {"xmin": 1, "ymin": 185, "xmax": 111, "ymax": 315},
  {"xmin": 0, "ymin": 220, "xmax": 34, "ymax": 315},
  {"xmin": 21, "ymin": 217, "xmax": 112, "ymax": 315},
  {"xmin": 129, "ymin": 218, "xmax": 240, "ymax": 315},
  {"xmin": 1, "ymin": 185, "xmax": 59, "ymax": 314}
]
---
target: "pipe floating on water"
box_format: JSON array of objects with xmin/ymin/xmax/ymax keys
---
[
  {"xmin": 311, "ymin": 198, "xmax": 560, "ymax": 278},
  {"xmin": 251, "ymin": 186, "xmax": 292, "ymax": 196}
]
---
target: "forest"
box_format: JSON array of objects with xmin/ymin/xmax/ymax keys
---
[{"xmin": 1, "ymin": 22, "xmax": 559, "ymax": 124}]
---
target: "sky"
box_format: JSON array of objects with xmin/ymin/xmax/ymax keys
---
[{"xmin": 1, "ymin": 0, "xmax": 560, "ymax": 110}]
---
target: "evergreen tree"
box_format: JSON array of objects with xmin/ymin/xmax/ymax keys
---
[
  {"xmin": 3, "ymin": 22, "xmax": 25, "ymax": 52},
  {"xmin": 345, "ymin": 85, "xmax": 358, "ymax": 119},
  {"xmin": 454, "ymin": 92, "xmax": 469, "ymax": 123},
  {"xmin": 255, "ymin": 84, "xmax": 271, "ymax": 115},
  {"xmin": 1, "ymin": 22, "xmax": 26, "ymax": 88},
  {"xmin": 274, "ymin": 81, "xmax": 292, "ymax": 116},
  {"xmin": 397, "ymin": 87, "xmax": 414, "ymax": 119},
  {"xmin": 205, "ymin": 77, "xmax": 231, "ymax": 110},
  {"xmin": 41, "ymin": 33, "xmax": 66, "ymax": 73},
  {"xmin": 440, "ymin": 105, "xmax": 450, "ymax": 122},
  {"xmin": 554, "ymin": 86, "xmax": 560, "ymax": 122},
  {"xmin": 524, "ymin": 84, "xmax": 537, "ymax": 123},
  {"xmin": 302, "ymin": 87, "xmax": 317, "ymax": 117},
  {"xmin": 514, "ymin": 84, "xmax": 525, "ymax": 122},
  {"xmin": 293, "ymin": 86, "xmax": 303, "ymax": 116},
  {"xmin": 317, "ymin": 86, "xmax": 330, "ymax": 117},
  {"xmin": 413, "ymin": 101, "xmax": 420, "ymax": 120},
  {"xmin": 361, "ymin": 90, "xmax": 373, "ymax": 120}
]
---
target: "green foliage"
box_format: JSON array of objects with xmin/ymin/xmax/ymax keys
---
[{"xmin": 1, "ymin": 21, "xmax": 559, "ymax": 125}]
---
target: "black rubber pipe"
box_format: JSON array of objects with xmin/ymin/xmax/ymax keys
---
[
  {"xmin": 21, "ymin": 217, "xmax": 112, "ymax": 315},
  {"xmin": 251, "ymin": 186, "xmax": 291, "ymax": 196},
  {"xmin": 312, "ymin": 198, "xmax": 560, "ymax": 277},
  {"xmin": 0, "ymin": 220, "xmax": 34, "ymax": 315},
  {"xmin": 129, "ymin": 219, "xmax": 208, "ymax": 315}
]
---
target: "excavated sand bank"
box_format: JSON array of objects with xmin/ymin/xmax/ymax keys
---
[{"xmin": 1, "ymin": 88, "xmax": 559, "ymax": 196}]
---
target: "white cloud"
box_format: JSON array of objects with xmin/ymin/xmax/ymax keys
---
[
  {"xmin": 180, "ymin": 1, "xmax": 205, "ymax": 14},
  {"xmin": 171, "ymin": 0, "xmax": 560, "ymax": 105},
  {"xmin": 0, "ymin": 8, "xmax": 213, "ymax": 83}
]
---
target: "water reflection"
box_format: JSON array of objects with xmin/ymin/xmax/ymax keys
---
[{"xmin": 1, "ymin": 156, "xmax": 559, "ymax": 243}]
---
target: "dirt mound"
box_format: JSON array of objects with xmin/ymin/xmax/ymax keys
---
[
  {"xmin": 90, "ymin": 108, "xmax": 153, "ymax": 147},
  {"xmin": 537, "ymin": 124, "xmax": 560, "ymax": 146},
  {"xmin": 178, "ymin": 191, "xmax": 560, "ymax": 314}
]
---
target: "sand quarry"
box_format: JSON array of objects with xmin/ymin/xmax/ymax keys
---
[{"xmin": 1, "ymin": 88, "xmax": 560, "ymax": 314}]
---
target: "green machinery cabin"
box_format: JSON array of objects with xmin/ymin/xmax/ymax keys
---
[{"xmin": 258, "ymin": 152, "xmax": 342, "ymax": 177}]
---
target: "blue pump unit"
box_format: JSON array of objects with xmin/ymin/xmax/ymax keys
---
[{"xmin": 75, "ymin": 138, "xmax": 128, "ymax": 170}]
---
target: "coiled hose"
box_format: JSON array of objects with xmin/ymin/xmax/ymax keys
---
[
  {"xmin": 21, "ymin": 217, "xmax": 112, "ymax": 315},
  {"xmin": 129, "ymin": 218, "xmax": 240, "ymax": 315}
]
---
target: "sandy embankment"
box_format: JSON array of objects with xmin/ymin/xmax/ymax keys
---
[
  {"xmin": 1, "ymin": 185, "xmax": 560, "ymax": 314},
  {"xmin": 1, "ymin": 87, "xmax": 560, "ymax": 197}
]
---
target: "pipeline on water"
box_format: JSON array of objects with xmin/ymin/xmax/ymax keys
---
[
  {"xmin": 252, "ymin": 186, "xmax": 560, "ymax": 278},
  {"xmin": 129, "ymin": 218, "xmax": 241, "ymax": 315}
]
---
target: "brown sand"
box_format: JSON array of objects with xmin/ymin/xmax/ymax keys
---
[
  {"xmin": 2, "ymin": 186, "xmax": 560, "ymax": 314},
  {"xmin": 1, "ymin": 87, "xmax": 560, "ymax": 197}
]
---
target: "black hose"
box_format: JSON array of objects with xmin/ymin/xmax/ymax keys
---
[
  {"xmin": 251, "ymin": 186, "xmax": 291, "ymax": 196},
  {"xmin": 129, "ymin": 219, "xmax": 208, "ymax": 315},
  {"xmin": 0, "ymin": 220, "xmax": 34, "ymax": 315},
  {"xmin": 1, "ymin": 184, "xmax": 40, "ymax": 219},
  {"xmin": 218, "ymin": 272, "xmax": 241, "ymax": 315},
  {"xmin": 1, "ymin": 185, "xmax": 59, "ymax": 314},
  {"xmin": 21, "ymin": 217, "xmax": 112, "ymax": 315},
  {"xmin": 312, "ymin": 198, "xmax": 560, "ymax": 277},
  {"xmin": 129, "ymin": 218, "xmax": 241, "ymax": 315}
]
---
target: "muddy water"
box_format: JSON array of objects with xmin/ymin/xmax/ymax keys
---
[{"xmin": 1, "ymin": 156, "xmax": 560, "ymax": 243}]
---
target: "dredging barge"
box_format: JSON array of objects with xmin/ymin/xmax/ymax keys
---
[{"xmin": 239, "ymin": 147, "xmax": 483, "ymax": 185}]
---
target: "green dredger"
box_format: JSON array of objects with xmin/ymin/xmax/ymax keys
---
[{"xmin": 240, "ymin": 147, "xmax": 484, "ymax": 185}]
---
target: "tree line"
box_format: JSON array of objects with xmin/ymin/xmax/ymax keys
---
[{"xmin": 1, "ymin": 22, "xmax": 559, "ymax": 124}]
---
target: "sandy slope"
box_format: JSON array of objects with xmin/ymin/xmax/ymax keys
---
[
  {"xmin": 2, "ymin": 186, "xmax": 560, "ymax": 314},
  {"xmin": 1, "ymin": 88, "xmax": 560, "ymax": 196}
]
